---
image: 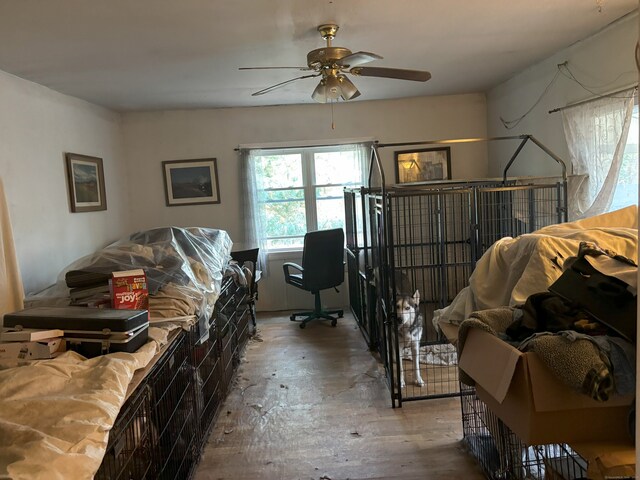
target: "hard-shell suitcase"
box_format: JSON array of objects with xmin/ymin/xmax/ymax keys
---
[{"xmin": 3, "ymin": 306, "xmax": 149, "ymax": 358}]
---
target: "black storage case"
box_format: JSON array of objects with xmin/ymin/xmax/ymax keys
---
[
  {"xmin": 3, "ymin": 306, "xmax": 149, "ymax": 357},
  {"xmin": 549, "ymin": 257, "xmax": 636, "ymax": 342}
]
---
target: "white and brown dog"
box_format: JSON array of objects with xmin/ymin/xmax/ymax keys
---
[{"xmin": 393, "ymin": 284, "xmax": 425, "ymax": 388}]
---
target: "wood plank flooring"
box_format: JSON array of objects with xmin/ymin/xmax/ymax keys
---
[{"xmin": 194, "ymin": 311, "xmax": 485, "ymax": 480}]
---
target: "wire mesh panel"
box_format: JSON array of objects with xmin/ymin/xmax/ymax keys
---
[
  {"xmin": 460, "ymin": 385, "xmax": 588, "ymax": 480},
  {"xmin": 95, "ymin": 383, "xmax": 154, "ymax": 480},
  {"xmin": 386, "ymin": 189, "xmax": 471, "ymax": 401},
  {"xmin": 534, "ymin": 444, "xmax": 589, "ymax": 480},
  {"xmin": 191, "ymin": 320, "xmax": 223, "ymax": 448},
  {"xmin": 344, "ymin": 187, "xmax": 380, "ymax": 349},
  {"xmin": 350, "ymin": 179, "xmax": 567, "ymax": 406},
  {"xmin": 235, "ymin": 303, "xmax": 251, "ymax": 354},
  {"xmin": 476, "ymin": 184, "xmax": 566, "ymax": 255},
  {"xmin": 148, "ymin": 332, "xmax": 198, "ymax": 480}
]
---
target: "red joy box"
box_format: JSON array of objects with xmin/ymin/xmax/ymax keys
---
[{"xmin": 111, "ymin": 269, "xmax": 149, "ymax": 310}]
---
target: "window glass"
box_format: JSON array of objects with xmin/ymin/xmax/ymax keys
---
[
  {"xmin": 609, "ymin": 103, "xmax": 639, "ymax": 212},
  {"xmin": 261, "ymin": 189, "xmax": 306, "ymax": 241},
  {"xmin": 315, "ymin": 150, "xmax": 363, "ymax": 185},
  {"xmin": 252, "ymin": 145, "xmax": 365, "ymax": 250},
  {"xmin": 255, "ymin": 154, "xmax": 303, "ymax": 189},
  {"xmin": 316, "ymin": 186, "xmax": 346, "ymax": 230}
]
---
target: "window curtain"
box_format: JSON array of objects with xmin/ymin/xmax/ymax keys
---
[
  {"xmin": 355, "ymin": 142, "xmax": 373, "ymax": 182},
  {"xmin": 239, "ymin": 148, "xmax": 269, "ymax": 276},
  {"xmin": 561, "ymin": 88, "xmax": 635, "ymax": 220},
  {"xmin": 240, "ymin": 142, "xmax": 372, "ymax": 277},
  {"xmin": 0, "ymin": 177, "xmax": 24, "ymax": 315}
]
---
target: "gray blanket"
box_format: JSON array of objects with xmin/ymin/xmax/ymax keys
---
[{"xmin": 458, "ymin": 308, "xmax": 616, "ymax": 401}]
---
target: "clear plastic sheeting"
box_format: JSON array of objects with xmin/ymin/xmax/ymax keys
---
[{"xmin": 25, "ymin": 227, "xmax": 233, "ymax": 325}]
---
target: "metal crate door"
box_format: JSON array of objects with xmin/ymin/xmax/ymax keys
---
[{"xmin": 385, "ymin": 189, "xmax": 473, "ymax": 405}]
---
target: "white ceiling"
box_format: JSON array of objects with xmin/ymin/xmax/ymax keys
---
[{"xmin": 0, "ymin": 0, "xmax": 636, "ymax": 111}]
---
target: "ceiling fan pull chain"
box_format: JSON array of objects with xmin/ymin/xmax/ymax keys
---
[{"xmin": 331, "ymin": 99, "xmax": 335, "ymax": 130}]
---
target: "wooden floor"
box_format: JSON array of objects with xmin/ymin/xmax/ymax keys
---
[{"xmin": 194, "ymin": 311, "xmax": 485, "ymax": 480}]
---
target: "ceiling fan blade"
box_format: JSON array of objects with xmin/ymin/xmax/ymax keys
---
[
  {"xmin": 336, "ymin": 51, "xmax": 383, "ymax": 68},
  {"xmin": 350, "ymin": 67, "xmax": 431, "ymax": 82},
  {"xmin": 239, "ymin": 66, "xmax": 311, "ymax": 71},
  {"xmin": 251, "ymin": 73, "xmax": 321, "ymax": 96}
]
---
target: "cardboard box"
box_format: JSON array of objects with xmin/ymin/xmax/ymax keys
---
[
  {"xmin": 0, "ymin": 338, "xmax": 65, "ymax": 361},
  {"xmin": 1, "ymin": 327, "xmax": 64, "ymax": 342},
  {"xmin": 111, "ymin": 269, "xmax": 149, "ymax": 310},
  {"xmin": 458, "ymin": 327, "xmax": 634, "ymax": 445},
  {"xmin": 571, "ymin": 441, "xmax": 635, "ymax": 480}
]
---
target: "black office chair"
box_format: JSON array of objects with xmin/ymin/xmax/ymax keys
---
[
  {"xmin": 230, "ymin": 248, "xmax": 260, "ymax": 327},
  {"xmin": 283, "ymin": 228, "xmax": 345, "ymax": 329}
]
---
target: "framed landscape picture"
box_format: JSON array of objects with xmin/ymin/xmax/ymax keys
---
[
  {"xmin": 162, "ymin": 158, "xmax": 220, "ymax": 206},
  {"xmin": 65, "ymin": 153, "xmax": 107, "ymax": 212},
  {"xmin": 394, "ymin": 147, "xmax": 452, "ymax": 184}
]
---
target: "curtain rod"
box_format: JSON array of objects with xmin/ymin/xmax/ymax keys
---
[
  {"xmin": 234, "ymin": 137, "xmax": 375, "ymax": 152},
  {"xmin": 548, "ymin": 84, "xmax": 637, "ymax": 114}
]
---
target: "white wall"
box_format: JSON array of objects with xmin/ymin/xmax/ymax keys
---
[
  {"xmin": 0, "ymin": 70, "xmax": 130, "ymax": 295},
  {"xmin": 486, "ymin": 11, "xmax": 638, "ymax": 177},
  {"xmin": 122, "ymin": 93, "xmax": 489, "ymax": 310}
]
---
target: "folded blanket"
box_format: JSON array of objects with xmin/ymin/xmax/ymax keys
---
[{"xmin": 519, "ymin": 332, "xmax": 613, "ymax": 401}]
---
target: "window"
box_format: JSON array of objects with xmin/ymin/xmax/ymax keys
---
[
  {"xmin": 249, "ymin": 144, "xmax": 369, "ymax": 250},
  {"xmin": 609, "ymin": 102, "xmax": 639, "ymax": 212},
  {"xmin": 562, "ymin": 87, "xmax": 636, "ymax": 219}
]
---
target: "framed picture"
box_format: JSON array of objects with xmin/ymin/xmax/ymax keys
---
[
  {"xmin": 162, "ymin": 158, "xmax": 221, "ymax": 206},
  {"xmin": 394, "ymin": 147, "xmax": 452, "ymax": 184},
  {"xmin": 65, "ymin": 153, "xmax": 107, "ymax": 212}
]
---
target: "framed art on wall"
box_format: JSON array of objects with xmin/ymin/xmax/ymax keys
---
[
  {"xmin": 162, "ymin": 158, "xmax": 221, "ymax": 206},
  {"xmin": 394, "ymin": 147, "xmax": 452, "ymax": 184},
  {"xmin": 65, "ymin": 153, "xmax": 107, "ymax": 212}
]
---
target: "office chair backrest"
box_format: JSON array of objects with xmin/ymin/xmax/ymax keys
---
[
  {"xmin": 230, "ymin": 248, "xmax": 259, "ymax": 295},
  {"xmin": 301, "ymin": 228, "xmax": 344, "ymax": 292}
]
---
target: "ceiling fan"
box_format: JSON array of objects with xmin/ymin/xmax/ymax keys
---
[{"xmin": 240, "ymin": 24, "xmax": 431, "ymax": 103}]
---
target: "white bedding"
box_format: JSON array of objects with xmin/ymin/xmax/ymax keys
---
[
  {"xmin": 0, "ymin": 325, "xmax": 181, "ymax": 480},
  {"xmin": 434, "ymin": 206, "xmax": 638, "ymax": 327}
]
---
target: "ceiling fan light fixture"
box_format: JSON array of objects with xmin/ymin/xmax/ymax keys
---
[
  {"xmin": 337, "ymin": 74, "xmax": 360, "ymax": 100},
  {"xmin": 312, "ymin": 79, "xmax": 328, "ymax": 103},
  {"xmin": 324, "ymin": 74, "xmax": 342, "ymax": 100},
  {"xmin": 243, "ymin": 23, "xmax": 431, "ymax": 102}
]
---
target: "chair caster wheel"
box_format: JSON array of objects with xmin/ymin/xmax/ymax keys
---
[
  {"xmin": 290, "ymin": 315, "xmax": 296, "ymax": 321},
  {"xmin": 299, "ymin": 323, "xmax": 306, "ymax": 329},
  {"xmin": 331, "ymin": 319, "xmax": 337, "ymax": 327}
]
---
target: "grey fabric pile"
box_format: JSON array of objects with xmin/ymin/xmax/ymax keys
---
[{"xmin": 457, "ymin": 307, "xmax": 633, "ymax": 401}]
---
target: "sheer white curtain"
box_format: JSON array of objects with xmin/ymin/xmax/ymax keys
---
[
  {"xmin": 240, "ymin": 142, "xmax": 371, "ymax": 277},
  {"xmin": 239, "ymin": 148, "xmax": 269, "ymax": 276},
  {"xmin": 561, "ymin": 88, "xmax": 635, "ymax": 219}
]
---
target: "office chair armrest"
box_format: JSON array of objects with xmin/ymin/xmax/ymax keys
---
[{"xmin": 282, "ymin": 262, "xmax": 303, "ymax": 283}]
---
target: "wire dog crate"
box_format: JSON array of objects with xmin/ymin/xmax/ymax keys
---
[
  {"xmin": 345, "ymin": 135, "xmax": 569, "ymax": 407},
  {"xmin": 148, "ymin": 330, "xmax": 198, "ymax": 480},
  {"xmin": 94, "ymin": 383, "xmax": 155, "ymax": 480},
  {"xmin": 460, "ymin": 385, "xmax": 588, "ymax": 480}
]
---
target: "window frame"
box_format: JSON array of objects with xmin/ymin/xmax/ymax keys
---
[{"xmin": 253, "ymin": 144, "xmax": 365, "ymax": 251}]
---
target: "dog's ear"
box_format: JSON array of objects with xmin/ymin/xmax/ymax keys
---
[{"xmin": 413, "ymin": 290, "xmax": 420, "ymax": 304}]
